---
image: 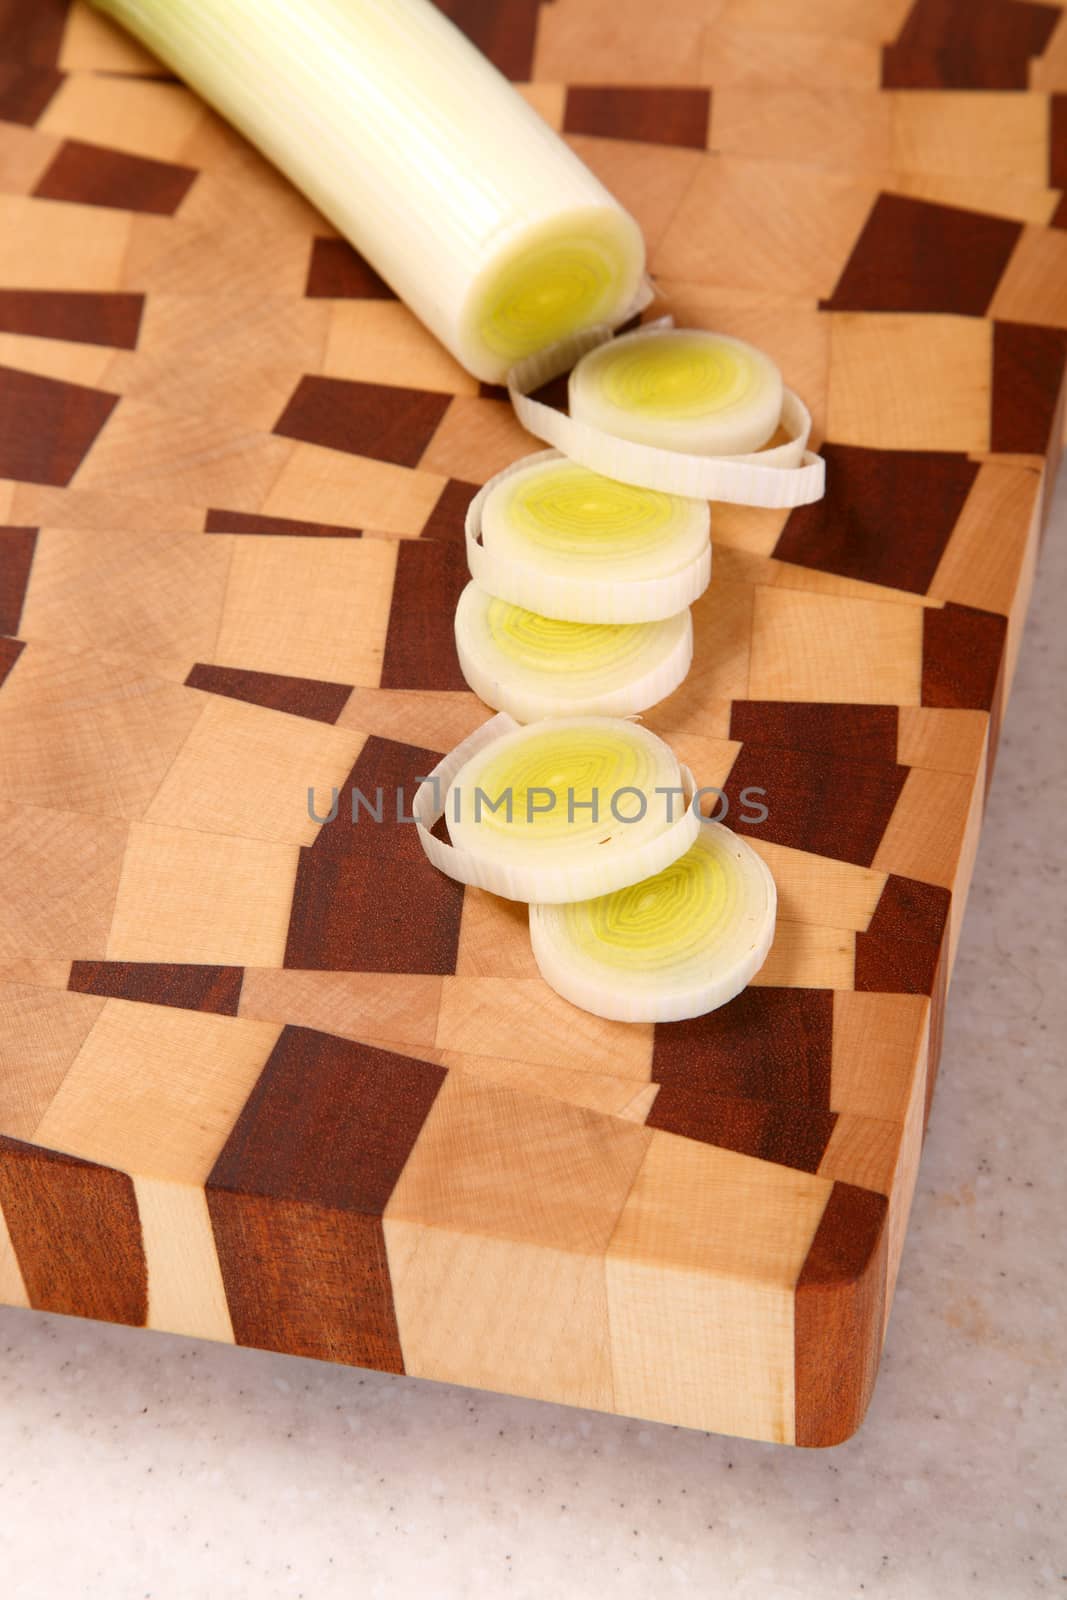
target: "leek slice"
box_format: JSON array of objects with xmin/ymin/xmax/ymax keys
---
[
  {"xmin": 529, "ymin": 821, "xmax": 777, "ymax": 1023},
  {"xmin": 454, "ymin": 580, "xmax": 693, "ymax": 723},
  {"xmin": 466, "ymin": 450, "xmax": 711, "ymax": 623},
  {"xmin": 92, "ymin": 0, "xmax": 646, "ymax": 382},
  {"xmin": 570, "ymin": 328, "xmax": 784, "ymax": 456},
  {"xmin": 413, "ymin": 713, "xmax": 699, "ymax": 903},
  {"xmin": 508, "ymin": 326, "xmax": 825, "ymax": 509}
]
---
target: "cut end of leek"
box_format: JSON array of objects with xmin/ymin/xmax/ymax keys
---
[
  {"xmin": 467, "ymin": 450, "xmax": 711, "ymax": 623},
  {"xmin": 454, "ymin": 581, "xmax": 692, "ymax": 723},
  {"xmin": 569, "ymin": 328, "xmax": 784, "ymax": 457},
  {"xmin": 464, "ymin": 207, "xmax": 645, "ymax": 371},
  {"xmin": 413, "ymin": 713, "xmax": 699, "ymax": 903},
  {"xmin": 529, "ymin": 821, "xmax": 777, "ymax": 1023}
]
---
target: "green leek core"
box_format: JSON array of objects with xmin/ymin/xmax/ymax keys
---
[
  {"xmin": 475, "ymin": 217, "xmax": 632, "ymax": 361},
  {"xmin": 597, "ymin": 334, "xmax": 761, "ymax": 420},
  {"xmin": 486, "ymin": 598, "xmax": 647, "ymax": 676},
  {"xmin": 503, "ymin": 463, "xmax": 682, "ymax": 556},
  {"xmin": 558, "ymin": 831, "xmax": 736, "ymax": 970}
]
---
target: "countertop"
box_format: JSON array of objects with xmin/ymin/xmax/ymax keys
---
[{"xmin": 0, "ymin": 471, "xmax": 1063, "ymax": 1600}]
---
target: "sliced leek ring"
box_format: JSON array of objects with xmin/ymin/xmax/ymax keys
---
[
  {"xmin": 413, "ymin": 712, "xmax": 699, "ymax": 903},
  {"xmin": 529, "ymin": 820, "xmax": 777, "ymax": 1023},
  {"xmin": 569, "ymin": 327, "xmax": 783, "ymax": 456},
  {"xmin": 508, "ymin": 324, "xmax": 825, "ymax": 509},
  {"xmin": 454, "ymin": 581, "xmax": 693, "ymax": 723},
  {"xmin": 466, "ymin": 450, "xmax": 711, "ymax": 623}
]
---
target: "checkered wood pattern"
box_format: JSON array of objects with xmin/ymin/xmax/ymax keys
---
[{"xmin": 0, "ymin": 0, "xmax": 1064, "ymax": 1446}]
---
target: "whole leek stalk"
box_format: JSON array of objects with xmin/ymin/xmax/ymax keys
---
[{"xmin": 92, "ymin": 0, "xmax": 646, "ymax": 382}]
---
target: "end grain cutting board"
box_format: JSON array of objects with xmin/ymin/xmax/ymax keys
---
[{"xmin": 0, "ymin": 0, "xmax": 1065, "ymax": 1446}]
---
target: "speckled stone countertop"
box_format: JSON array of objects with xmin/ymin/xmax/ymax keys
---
[{"xmin": 1, "ymin": 473, "xmax": 1063, "ymax": 1600}]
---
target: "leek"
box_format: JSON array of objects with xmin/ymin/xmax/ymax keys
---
[
  {"xmin": 91, "ymin": 0, "xmax": 646, "ymax": 382},
  {"xmin": 454, "ymin": 581, "xmax": 693, "ymax": 723},
  {"xmin": 529, "ymin": 821, "xmax": 777, "ymax": 1023},
  {"xmin": 413, "ymin": 714, "xmax": 699, "ymax": 904},
  {"xmin": 465, "ymin": 450, "xmax": 711, "ymax": 623},
  {"xmin": 570, "ymin": 328, "xmax": 784, "ymax": 457},
  {"xmin": 509, "ymin": 323, "xmax": 826, "ymax": 508}
]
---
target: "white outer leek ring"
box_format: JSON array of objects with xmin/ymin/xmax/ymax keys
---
[
  {"xmin": 413, "ymin": 712, "xmax": 700, "ymax": 904},
  {"xmin": 454, "ymin": 581, "xmax": 693, "ymax": 723},
  {"xmin": 529, "ymin": 820, "xmax": 777, "ymax": 1022},
  {"xmin": 466, "ymin": 450, "xmax": 711, "ymax": 623},
  {"xmin": 508, "ymin": 322, "xmax": 825, "ymax": 509}
]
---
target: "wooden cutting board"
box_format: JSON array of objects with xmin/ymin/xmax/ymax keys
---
[{"xmin": 0, "ymin": 0, "xmax": 1065, "ymax": 1447}]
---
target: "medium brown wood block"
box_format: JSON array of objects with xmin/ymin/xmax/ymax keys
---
[
  {"xmin": 1, "ymin": 0, "xmax": 69, "ymax": 66},
  {"xmin": 437, "ymin": 0, "xmax": 546, "ymax": 80},
  {"xmin": 380, "ymin": 540, "xmax": 470, "ymax": 692},
  {"xmin": 0, "ymin": 1132, "xmax": 147, "ymax": 1325},
  {"xmin": 564, "ymin": 86, "xmax": 711, "ymax": 148},
  {"xmin": 0, "ymin": 525, "xmax": 36, "ymax": 633},
  {"xmin": 208, "ymin": 1027, "xmax": 447, "ymax": 1369},
  {"xmin": 183, "ymin": 664, "xmax": 353, "ymax": 725},
  {"xmin": 723, "ymin": 743, "xmax": 908, "ymax": 866},
  {"xmin": 989, "ymin": 318, "xmax": 1067, "ymax": 453},
  {"xmin": 729, "ymin": 701, "xmax": 899, "ymax": 763},
  {"xmin": 35, "ymin": 138, "xmax": 196, "ymax": 214},
  {"xmin": 854, "ymin": 875, "xmax": 950, "ymax": 997},
  {"xmin": 653, "ymin": 988, "xmax": 834, "ymax": 1109},
  {"xmin": 0, "ymin": 288, "xmax": 143, "ymax": 347},
  {"xmin": 305, "ymin": 237, "xmax": 395, "ymax": 300},
  {"xmin": 882, "ymin": 0, "xmax": 1061, "ymax": 88},
  {"xmin": 922, "ymin": 601, "xmax": 1008, "ymax": 712},
  {"xmin": 794, "ymin": 1181, "xmax": 888, "ymax": 1446},
  {"xmin": 0, "ymin": 64, "xmax": 62, "ymax": 131},
  {"xmin": 68, "ymin": 959, "xmax": 243, "ymax": 1016},
  {"xmin": 0, "ymin": 363, "xmax": 117, "ymax": 485},
  {"xmin": 274, "ymin": 376, "xmax": 451, "ymax": 469},
  {"xmin": 283, "ymin": 847, "xmax": 466, "ymax": 975},
  {"xmin": 774, "ymin": 444, "xmax": 979, "ymax": 595}
]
